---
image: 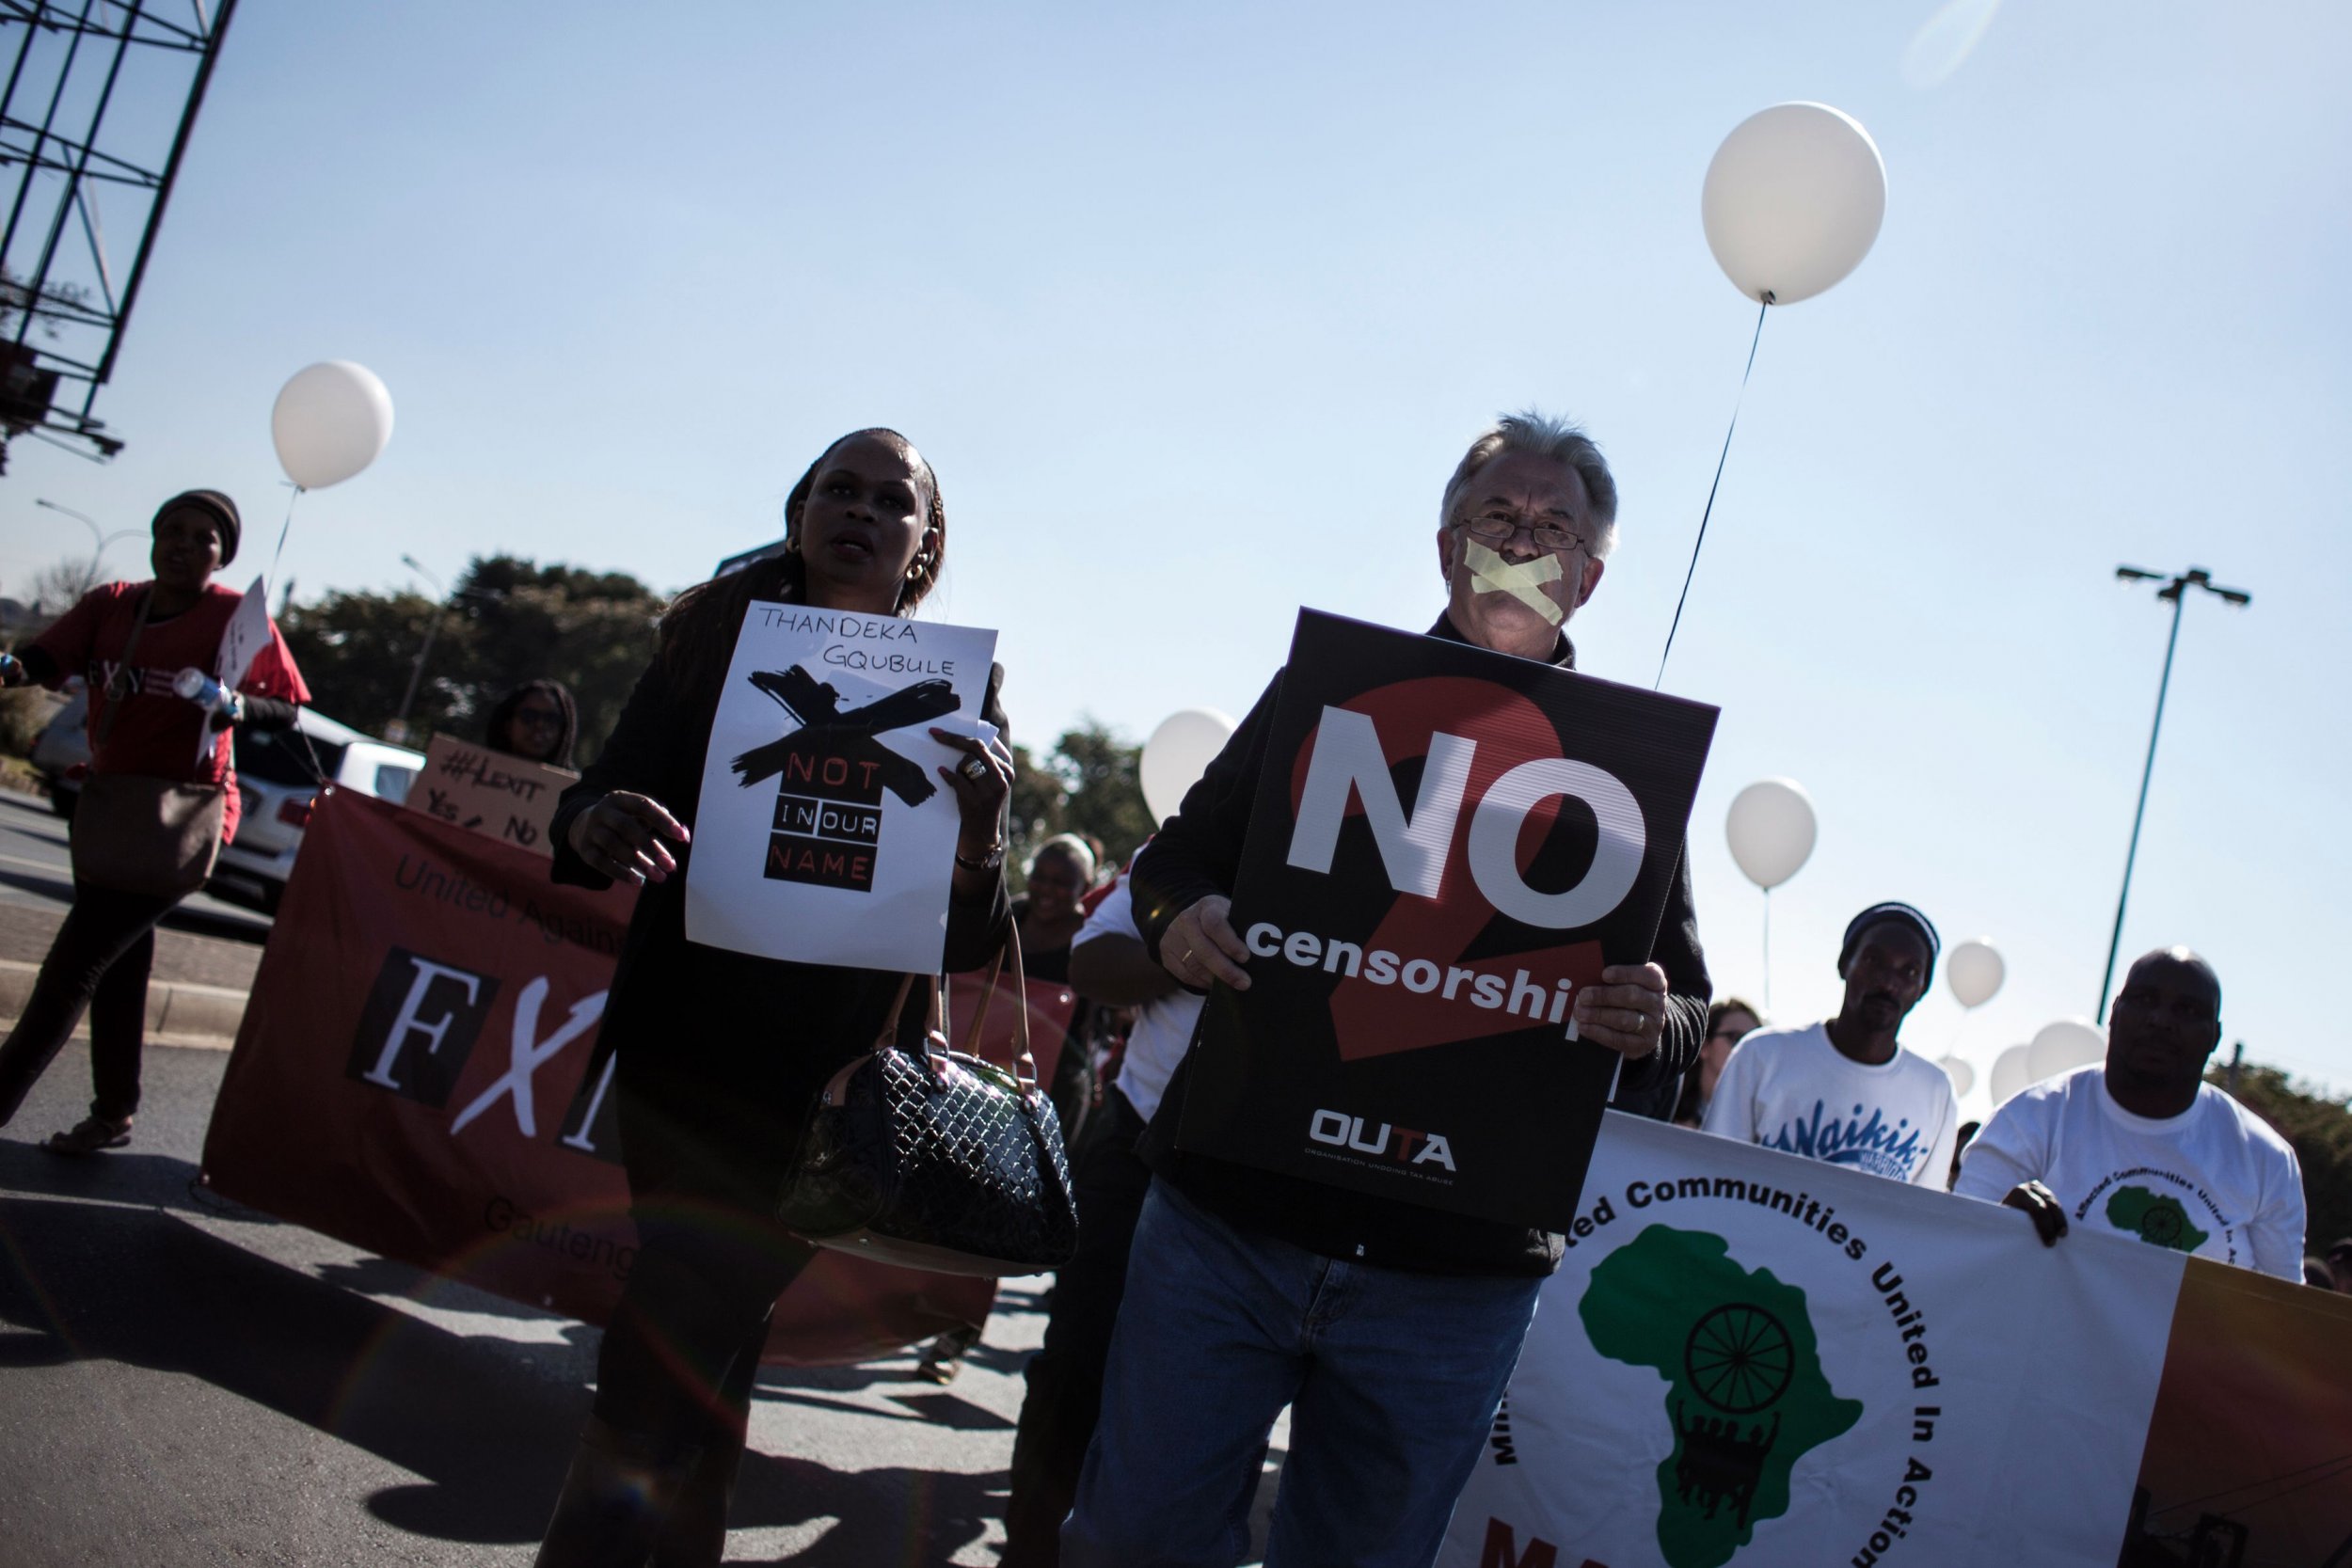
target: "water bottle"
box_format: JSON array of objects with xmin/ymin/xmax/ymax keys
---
[{"xmin": 172, "ymin": 667, "xmax": 232, "ymax": 714}]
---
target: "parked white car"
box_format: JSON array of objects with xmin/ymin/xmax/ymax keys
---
[
  {"xmin": 211, "ymin": 712, "xmax": 424, "ymax": 912},
  {"xmin": 30, "ymin": 696, "xmax": 421, "ymax": 912}
]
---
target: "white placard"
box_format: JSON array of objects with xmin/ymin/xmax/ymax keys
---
[
  {"xmin": 685, "ymin": 602, "xmax": 999, "ymax": 973},
  {"xmin": 215, "ymin": 574, "xmax": 273, "ymax": 692}
]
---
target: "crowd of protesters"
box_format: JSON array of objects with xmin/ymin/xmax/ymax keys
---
[{"xmin": 1, "ymin": 415, "xmax": 2335, "ymax": 1568}]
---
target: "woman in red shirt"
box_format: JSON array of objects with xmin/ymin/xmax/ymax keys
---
[{"xmin": 0, "ymin": 490, "xmax": 308, "ymax": 1153}]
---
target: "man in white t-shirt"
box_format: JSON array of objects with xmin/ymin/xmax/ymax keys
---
[
  {"xmin": 1703, "ymin": 901, "xmax": 1960, "ymax": 1186},
  {"xmin": 1002, "ymin": 855, "xmax": 1207, "ymax": 1565},
  {"xmin": 1955, "ymin": 947, "xmax": 2304, "ymax": 1280}
]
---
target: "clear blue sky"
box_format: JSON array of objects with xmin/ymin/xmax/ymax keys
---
[{"xmin": 6, "ymin": 2, "xmax": 2347, "ymax": 1111}]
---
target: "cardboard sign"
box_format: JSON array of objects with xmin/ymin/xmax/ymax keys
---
[
  {"xmin": 405, "ymin": 734, "xmax": 577, "ymax": 858},
  {"xmin": 1176, "ymin": 610, "xmax": 1717, "ymax": 1231},
  {"xmin": 201, "ymin": 791, "xmax": 995, "ymax": 1366},
  {"xmin": 685, "ymin": 603, "xmax": 998, "ymax": 973}
]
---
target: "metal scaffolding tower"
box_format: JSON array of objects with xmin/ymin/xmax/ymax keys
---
[{"xmin": 0, "ymin": 0, "xmax": 237, "ymax": 469}]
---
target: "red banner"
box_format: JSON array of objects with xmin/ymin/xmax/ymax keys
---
[{"xmin": 199, "ymin": 789, "xmax": 1009, "ymax": 1365}]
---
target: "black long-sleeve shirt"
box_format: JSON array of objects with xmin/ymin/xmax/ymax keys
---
[
  {"xmin": 1127, "ymin": 612, "xmax": 1711, "ymax": 1275},
  {"xmin": 549, "ymin": 643, "xmax": 1011, "ymax": 1195}
]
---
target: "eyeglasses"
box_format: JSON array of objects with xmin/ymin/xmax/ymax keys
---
[
  {"xmin": 513, "ymin": 707, "xmax": 564, "ymax": 729},
  {"xmin": 1454, "ymin": 512, "xmax": 1592, "ymax": 557}
]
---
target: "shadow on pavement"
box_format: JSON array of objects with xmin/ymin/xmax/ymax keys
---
[
  {"xmin": 0, "ymin": 1191, "xmax": 1014, "ymax": 1563},
  {"xmin": 0, "ymin": 1139, "xmax": 276, "ymax": 1223}
]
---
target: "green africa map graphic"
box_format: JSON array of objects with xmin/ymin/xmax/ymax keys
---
[
  {"xmin": 2105, "ymin": 1184, "xmax": 2210, "ymax": 1252},
  {"xmin": 1581, "ymin": 1226, "xmax": 1864, "ymax": 1568}
]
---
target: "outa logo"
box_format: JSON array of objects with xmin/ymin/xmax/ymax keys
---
[{"xmin": 1309, "ymin": 1108, "xmax": 1457, "ymax": 1171}]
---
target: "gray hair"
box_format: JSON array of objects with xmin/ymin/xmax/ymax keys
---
[{"xmin": 1438, "ymin": 410, "xmax": 1619, "ymax": 559}]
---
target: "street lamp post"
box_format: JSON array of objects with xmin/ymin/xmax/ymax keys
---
[
  {"xmin": 36, "ymin": 498, "xmax": 144, "ymax": 596},
  {"xmin": 389, "ymin": 554, "xmax": 450, "ymax": 747},
  {"xmin": 2097, "ymin": 565, "xmax": 2251, "ymax": 1020}
]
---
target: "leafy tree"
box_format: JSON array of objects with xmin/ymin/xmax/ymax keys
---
[
  {"xmin": 278, "ymin": 588, "xmax": 449, "ymax": 737},
  {"xmin": 443, "ymin": 557, "xmax": 664, "ymax": 760},
  {"xmin": 1051, "ymin": 720, "xmax": 1156, "ymax": 867},
  {"xmin": 1005, "ymin": 718, "xmax": 1155, "ymax": 886},
  {"xmin": 279, "ymin": 555, "xmax": 664, "ymax": 757},
  {"xmin": 2215, "ymin": 1063, "xmax": 2352, "ymax": 1259},
  {"xmin": 1006, "ymin": 742, "xmax": 1067, "ymax": 873}
]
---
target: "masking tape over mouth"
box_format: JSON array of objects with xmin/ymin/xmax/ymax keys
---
[{"xmin": 1463, "ymin": 539, "xmax": 1565, "ymax": 625}]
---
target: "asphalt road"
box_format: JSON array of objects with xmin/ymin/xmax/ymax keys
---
[
  {"xmin": 0, "ymin": 787, "xmax": 1285, "ymax": 1565},
  {"xmin": 0, "ymin": 1037, "xmax": 1061, "ymax": 1566}
]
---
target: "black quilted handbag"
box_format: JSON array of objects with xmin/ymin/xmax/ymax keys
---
[{"xmin": 776, "ymin": 926, "xmax": 1079, "ymax": 1276}]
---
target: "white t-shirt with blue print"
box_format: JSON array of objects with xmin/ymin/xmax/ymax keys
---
[{"xmin": 1700, "ymin": 1022, "xmax": 1961, "ymax": 1187}]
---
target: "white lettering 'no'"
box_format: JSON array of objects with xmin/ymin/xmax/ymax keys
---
[
  {"xmin": 449, "ymin": 978, "xmax": 609, "ymax": 1138},
  {"xmin": 1283, "ymin": 705, "xmax": 1648, "ymax": 929}
]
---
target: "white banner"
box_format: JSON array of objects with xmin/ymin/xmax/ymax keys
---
[
  {"xmin": 1443, "ymin": 1113, "xmax": 2186, "ymax": 1568},
  {"xmin": 684, "ymin": 602, "xmax": 996, "ymax": 973}
]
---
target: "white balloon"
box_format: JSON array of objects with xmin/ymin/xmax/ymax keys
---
[
  {"xmin": 1140, "ymin": 707, "xmax": 1235, "ymax": 825},
  {"xmin": 272, "ymin": 360, "xmax": 394, "ymax": 489},
  {"xmin": 1724, "ymin": 778, "xmax": 1816, "ymax": 891},
  {"xmin": 1702, "ymin": 103, "xmax": 1887, "ymax": 306},
  {"xmin": 1946, "ymin": 939, "xmax": 2005, "ymax": 1009},
  {"xmin": 1936, "ymin": 1054, "xmax": 1976, "ymax": 1100},
  {"xmin": 2027, "ymin": 1018, "xmax": 2106, "ymax": 1085},
  {"xmin": 1988, "ymin": 1044, "xmax": 2034, "ymax": 1106}
]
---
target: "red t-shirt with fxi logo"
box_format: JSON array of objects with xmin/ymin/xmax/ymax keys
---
[{"xmin": 32, "ymin": 580, "xmax": 311, "ymax": 844}]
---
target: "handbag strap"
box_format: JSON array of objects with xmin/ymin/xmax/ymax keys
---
[
  {"xmin": 92, "ymin": 588, "xmax": 157, "ymax": 750},
  {"xmin": 958, "ymin": 921, "xmax": 1037, "ymax": 1097},
  {"xmin": 867, "ymin": 922, "xmax": 1036, "ymax": 1097}
]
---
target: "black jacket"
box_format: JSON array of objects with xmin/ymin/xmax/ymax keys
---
[
  {"xmin": 550, "ymin": 643, "xmax": 1011, "ymax": 1206},
  {"xmin": 1128, "ymin": 613, "xmax": 1710, "ymax": 1276}
]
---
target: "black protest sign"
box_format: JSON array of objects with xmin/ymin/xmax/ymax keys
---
[{"xmin": 1175, "ymin": 610, "xmax": 1717, "ymax": 1231}]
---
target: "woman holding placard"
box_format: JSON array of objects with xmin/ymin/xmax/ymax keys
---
[
  {"xmin": 0, "ymin": 491, "xmax": 307, "ymax": 1156},
  {"xmin": 536, "ymin": 429, "xmax": 1014, "ymax": 1566}
]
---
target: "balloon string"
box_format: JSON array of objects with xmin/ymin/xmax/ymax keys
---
[
  {"xmin": 1761, "ymin": 885, "xmax": 1772, "ymax": 1014},
  {"xmin": 1656, "ymin": 295, "xmax": 1771, "ymax": 689},
  {"xmin": 269, "ymin": 486, "xmax": 304, "ymax": 583}
]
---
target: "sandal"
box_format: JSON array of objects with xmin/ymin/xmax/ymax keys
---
[{"xmin": 42, "ymin": 1117, "xmax": 132, "ymax": 1156}]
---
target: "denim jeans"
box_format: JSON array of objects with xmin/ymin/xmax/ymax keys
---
[{"xmin": 1062, "ymin": 1179, "xmax": 1542, "ymax": 1568}]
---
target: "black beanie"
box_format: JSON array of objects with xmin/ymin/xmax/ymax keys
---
[
  {"xmin": 152, "ymin": 488, "xmax": 242, "ymax": 567},
  {"xmin": 1838, "ymin": 901, "xmax": 1940, "ymax": 983}
]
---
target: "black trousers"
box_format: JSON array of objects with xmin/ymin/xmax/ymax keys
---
[
  {"xmin": 591, "ymin": 1068, "xmax": 817, "ymax": 1465},
  {"xmin": 0, "ymin": 878, "xmax": 178, "ymax": 1129},
  {"xmin": 1001, "ymin": 1086, "xmax": 1155, "ymax": 1567}
]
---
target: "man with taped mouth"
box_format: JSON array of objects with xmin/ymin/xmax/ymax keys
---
[{"xmin": 1062, "ymin": 412, "xmax": 1712, "ymax": 1568}]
